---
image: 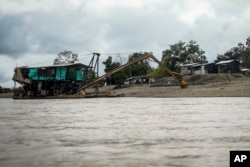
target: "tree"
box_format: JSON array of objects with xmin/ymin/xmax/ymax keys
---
[
  {"xmin": 216, "ymin": 37, "xmax": 250, "ymax": 68},
  {"xmin": 127, "ymin": 52, "xmax": 152, "ymax": 77},
  {"xmin": 0, "ymin": 85, "xmax": 11, "ymax": 93},
  {"xmin": 148, "ymin": 65, "xmax": 166, "ymax": 79},
  {"xmin": 102, "ymin": 53, "xmax": 153, "ymax": 86},
  {"xmin": 53, "ymin": 50, "xmax": 78, "ymax": 65},
  {"xmin": 216, "ymin": 43, "xmax": 243, "ymax": 62},
  {"xmin": 102, "ymin": 56, "xmax": 126, "ymax": 86},
  {"xmin": 186, "ymin": 40, "xmax": 206, "ymax": 63},
  {"xmin": 0, "ymin": 86, "xmax": 3, "ymax": 93},
  {"xmin": 103, "ymin": 56, "xmax": 120, "ymax": 73},
  {"xmin": 242, "ymin": 38, "xmax": 250, "ymax": 68},
  {"xmin": 162, "ymin": 40, "xmax": 207, "ymax": 71}
]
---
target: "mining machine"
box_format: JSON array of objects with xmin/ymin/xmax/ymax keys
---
[{"xmin": 77, "ymin": 52, "xmax": 187, "ymax": 94}]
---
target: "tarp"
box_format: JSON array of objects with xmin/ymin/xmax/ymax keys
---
[
  {"xmin": 28, "ymin": 67, "xmax": 84, "ymax": 81},
  {"xmin": 66, "ymin": 69, "xmax": 84, "ymax": 80},
  {"xmin": 28, "ymin": 68, "xmax": 53, "ymax": 80},
  {"xmin": 28, "ymin": 68, "xmax": 38, "ymax": 80},
  {"xmin": 76, "ymin": 70, "xmax": 84, "ymax": 80},
  {"xmin": 56, "ymin": 67, "xmax": 67, "ymax": 80}
]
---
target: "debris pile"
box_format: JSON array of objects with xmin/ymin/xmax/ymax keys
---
[
  {"xmin": 152, "ymin": 74, "xmax": 247, "ymax": 86},
  {"xmin": 186, "ymin": 74, "xmax": 246, "ymax": 85}
]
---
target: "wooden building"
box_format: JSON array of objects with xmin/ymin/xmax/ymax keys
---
[
  {"xmin": 204, "ymin": 63, "xmax": 218, "ymax": 74},
  {"xmin": 215, "ymin": 60, "xmax": 240, "ymax": 73},
  {"xmin": 180, "ymin": 62, "xmax": 221, "ymax": 75},
  {"xmin": 13, "ymin": 63, "xmax": 89, "ymax": 97},
  {"xmin": 180, "ymin": 63, "xmax": 206, "ymax": 75}
]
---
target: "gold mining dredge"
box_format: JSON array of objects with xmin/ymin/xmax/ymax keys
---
[{"xmin": 12, "ymin": 52, "xmax": 187, "ymax": 99}]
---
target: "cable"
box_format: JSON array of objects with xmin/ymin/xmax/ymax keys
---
[
  {"xmin": 20, "ymin": 51, "xmax": 144, "ymax": 67},
  {"xmin": 28, "ymin": 61, "xmax": 53, "ymax": 67},
  {"xmin": 77, "ymin": 53, "xmax": 93, "ymax": 57},
  {"xmin": 100, "ymin": 51, "xmax": 142, "ymax": 56}
]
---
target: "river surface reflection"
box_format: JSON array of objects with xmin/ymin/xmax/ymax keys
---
[{"xmin": 0, "ymin": 97, "xmax": 250, "ymax": 167}]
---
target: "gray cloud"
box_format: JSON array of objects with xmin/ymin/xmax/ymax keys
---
[
  {"xmin": 0, "ymin": 14, "xmax": 30, "ymax": 56},
  {"xmin": 0, "ymin": 0, "xmax": 250, "ymax": 87},
  {"xmin": 0, "ymin": 9, "xmax": 94, "ymax": 57}
]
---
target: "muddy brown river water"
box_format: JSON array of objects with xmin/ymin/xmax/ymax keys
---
[{"xmin": 0, "ymin": 97, "xmax": 250, "ymax": 167}]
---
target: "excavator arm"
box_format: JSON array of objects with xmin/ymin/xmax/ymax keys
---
[
  {"xmin": 78, "ymin": 52, "xmax": 187, "ymax": 92},
  {"xmin": 147, "ymin": 53, "xmax": 187, "ymax": 88}
]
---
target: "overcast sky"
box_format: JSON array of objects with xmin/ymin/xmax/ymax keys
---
[{"xmin": 0, "ymin": 0, "xmax": 249, "ymax": 87}]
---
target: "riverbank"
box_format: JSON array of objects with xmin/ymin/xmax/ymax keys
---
[
  {"xmin": 97, "ymin": 74, "xmax": 250, "ymax": 97},
  {"xmin": 1, "ymin": 74, "xmax": 250, "ymax": 98},
  {"xmin": 0, "ymin": 92, "xmax": 13, "ymax": 98},
  {"xmin": 110, "ymin": 81, "xmax": 250, "ymax": 97}
]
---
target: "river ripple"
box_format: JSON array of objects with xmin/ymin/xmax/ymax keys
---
[{"xmin": 0, "ymin": 97, "xmax": 250, "ymax": 167}]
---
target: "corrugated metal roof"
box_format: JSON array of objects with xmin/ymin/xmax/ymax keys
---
[
  {"xmin": 29, "ymin": 63, "xmax": 89, "ymax": 69},
  {"xmin": 180, "ymin": 63, "xmax": 200, "ymax": 67},
  {"xmin": 215, "ymin": 60, "xmax": 234, "ymax": 65},
  {"xmin": 241, "ymin": 68, "xmax": 250, "ymax": 72}
]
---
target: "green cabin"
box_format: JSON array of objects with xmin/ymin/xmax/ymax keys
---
[
  {"xmin": 28, "ymin": 64, "xmax": 86, "ymax": 81},
  {"xmin": 13, "ymin": 63, "xmax": 89, "ymax": 97}
]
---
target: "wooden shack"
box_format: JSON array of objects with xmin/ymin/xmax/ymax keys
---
[
  {"xmin": 12, "ymin": 63, "xmax": 89, "ymax": 98},
  {"xmin": 215, "ymin": 60, "xmax": 240, "ymax": 73},
  {"xmin": 180, "ymin": 63, "xmax": 206, "ymax": 75}
]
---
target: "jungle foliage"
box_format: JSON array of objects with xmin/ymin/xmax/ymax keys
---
[
  {"xmin": 102, "ymin": 52, "xmax": 152, "ymax": 86},
  {"xmin": 150, "ymin": 40, "xmax": 208, "ymax": 78},
  {"xmin": 216, "ymin": 37, "xmax": 250, "ymax": 68}
]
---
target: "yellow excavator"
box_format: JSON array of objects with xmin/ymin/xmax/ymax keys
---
[
  {"xmin": 77, "ymin": 52, "xmax": 187, "ymax": 93},
  {"xmin": 145, "ymin": 52, "xmax": 187, "ymax": 88}
]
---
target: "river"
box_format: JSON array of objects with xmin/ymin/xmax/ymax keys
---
[{"xmin": 0, "ymin": 97, "xmax": 250, "ymax": 167}]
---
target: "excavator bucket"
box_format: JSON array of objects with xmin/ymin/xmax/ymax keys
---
[{"xmin": 181, "ymin": 80, "xmax": 187, "ymax": 88}]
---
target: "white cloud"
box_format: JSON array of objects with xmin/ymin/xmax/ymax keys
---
[
  {"xmin": 179, "ymin": 0, "xmax": 215, "ymax": 24},
  {"xmin": 0, "ymin": 0, "xmax": 87, "ymax": 15},
  {"xmin": 0, "ymin": 55, "xmax": 16, "ymax": 87}
]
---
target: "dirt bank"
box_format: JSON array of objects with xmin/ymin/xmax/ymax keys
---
[
  {"xmin": 97, "ymin": 74, "xmax": 250, "ymax": 97},
  {"xmin": 0, "ymin": 92, "xmax": 13, "ymax": 98}
]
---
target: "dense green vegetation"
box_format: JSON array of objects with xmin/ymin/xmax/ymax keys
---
[
  {"xmin": 0, "ymin": 86, "xmax": 12, "ymax": 93},
  {"xmin": 150, "ymin": 40, "xmax": 208, "ymax": 78},
  {"xmin": 162, "ymin": 40, "xmax": 207, "ymax": 71},
  {"xmin": 216, "ymin": 37, "xmax": 250, "ymax": 68},
  {"xmin": 102, "ymin": 52, "xmax": 152, "ymax": 86}
]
